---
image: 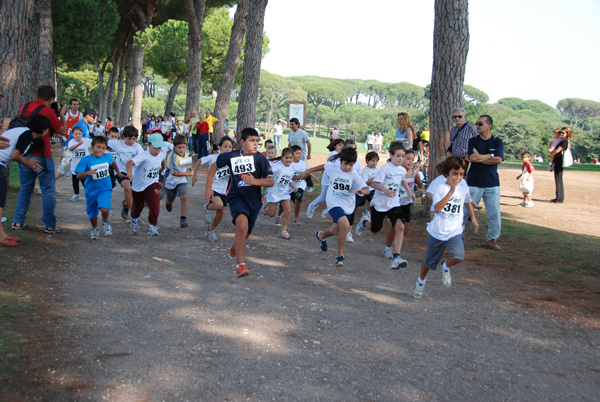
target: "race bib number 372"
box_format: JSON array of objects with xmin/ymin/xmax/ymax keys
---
[{"xmin": 231, "ymin": 155, "xmax": 256, "ymax": 175}]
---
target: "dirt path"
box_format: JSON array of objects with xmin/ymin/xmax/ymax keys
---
[{"xmin": 1, "ymin": 150, "xmax": 599, "ymax": 401}]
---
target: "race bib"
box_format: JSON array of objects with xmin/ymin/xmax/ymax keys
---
[
  {"xmin": 441, "ymin": 199, "xmax": 462, "ymax": 218},
  {"xmin": 383, "ymin": 176, "xmax": 400, "ymax": 195},
  {"xmin": 74, "ymin": 149, "xmax": 87, "ymax": 158},
  {"xmin": 277, "ymin": 173, "xmax": 292, "ymax": 189},
  {"xmin": 231, "ymin": 155, "xmax": 256, "ymax": 175},
  {"xmin": 145, "ymin": 166, "xmax": 160, "ymax": 180},
  {"xmin": 215, "ymin": 165, "xmax": 231, "ymax": 180},
  {"xmin": 330, "ymin": 174, "xmax": 353, "ymax": 195},
  {"xmin": 91, "ymin": 162, "xmax": 109, "ymax": 180}
]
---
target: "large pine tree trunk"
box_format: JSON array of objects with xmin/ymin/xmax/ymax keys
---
[
  {"xmin": 131, "ymin": 43, "xmax": 145, "ymax": 131},
  {"xmin": 119, "ymin": 49, "xmax": 135, "ymax": 126},
  {"xmin": 36, "ymin": 0, "xmax": 55, "ymax": 89},
  {"xmin": 114, "ymin": 45, "xmax": 129, "ymax": 126},
  {"xmin": 0, "ymin": 0, "xmax": 38, "ymax": 116},
  {"xmin": 94, "ymin": 59, "xmax": 107, "ymax": 121},
  {"xmin": 184, "ymin": 0, "xmax": 207, "ymax": 117},
  {"xmin": 213, "ymin": 0, "xmax": 249, "ymax": 142},
  {"xmin": 105, "ymin": 51, "xmax": 120, "ymax": 120},
  {"xmin": 237, "ymin": 0, "xmax": 268, "ymax": 135},
  {"xmin": 164, "ymin": 76, "xmax": 184, "ymax": 116},
  {"xmin": 424, "ymin": 0, "xmax": 470, "ymax": 215}
]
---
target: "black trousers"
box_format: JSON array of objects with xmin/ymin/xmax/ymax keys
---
[{"xmin": 554, "ymin": 170, "xmax": 564, "ymax": 201}]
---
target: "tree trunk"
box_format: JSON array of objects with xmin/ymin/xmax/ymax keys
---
[
  {"xmin": 213, "ymin": 0, "xmax": 249, "ymax": 142},
  {"xmin": 114, "ymin": 45, "xmax": 129, "ymax": 126},
  {"xmin": 0, "ymin": 0, "xmax": 38, "ymax": 117},
  {"xmin": 184, "ymin": 0, "xmax": 207, "ymax": 117},
  {"xmin": 424, "ymin": 0, "xmax": 470, "ymax": 216},
  {"xmin": 94, "ymin": 59, "xmax": 106, "ymax": 121},
  {"xmin": 36, "ymin": 0, "xmax": 55, "ymax": 89},
  {"xmin": 105, "ymin": 51, "xmax": 120, "ymax": 120},
  {"xmin": 312, "ymin": 103, "xmax": 320, "ymax": 138},
  {"xmin": 237, "ymin": 0, "xmax": 268, "ymax": 135},
  {"xmin": 131, "ymin": 43, "xmax": 145, "ymax": 132},
  {"xmin": 119, "ymin": 49, "xmax": 135, "ymax": 126},
  {"xmin": 164, "ymin": 76, "xmax": 184, "ymax": 116}
]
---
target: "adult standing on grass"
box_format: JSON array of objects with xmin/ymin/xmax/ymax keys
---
[
  {"xmin": 288, "ymin": 117, "xmax": 313, "ymax": 191},
  {"xmin": 0, "ymin": 115, "xmax": 52, "ymax": 246},
  {"xmin": 549, "ymin": 127, "xmax": 572, "ymax": 203},
  {"xmin": 204, "ymin": 110, "xmax": 219, "ymax": 144},
  {"xmin": 466, "ymin": 115, "xmax": 504, "ymax": 251},
  {"xmin": 448, "ymin": 108, "xmax": 477, "ymax": 159},
  {"xmin": 271, "ymin": 119, "xmax": 284, "ymax": 151},
  {"xmin": 395, "ymin": 113, "xmax": 413, "ymax": 150},
  {"xmin": 12, "ymin": 85, "xmax": 67, "ymax": 234}
]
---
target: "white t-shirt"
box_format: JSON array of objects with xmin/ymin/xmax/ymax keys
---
[
  {"xmin": 273, "ymin": 123, "xmax": 283, "ymax": 137},
  {"xmin": 399, "ymin": 170, "xmax": 417, "ymax": 206},
  {"xmin": 375, "ymin": 134, "xmax": 383, "ymax": 146},
  {"xmin": 107, "ymin": 139, "xmax": 144, "ymax": 173},
  {"xmin": 0, "ymin": 127, "xmax": 29, "ymax": 163},
  {"xmin": 202, "ymin": 153, "xmax": 231, "ymax": 195},
  {"xmin": 130, "ymin": 150, "xmax": 166, "ymax": 192},
  {"xmin": 68, "ymin": 138, "xmax": 93, "ymax": 174},
  {"xmin": 266, "ymin": 161, "xmax": 294, "ymax": 203},
  {"xmin": 427, "ymin": 175, "xmax": 470, "ymax": 212},
  {"xmin": 159, "ymin": 121, "xmax": 172, "ymax": 134},
  {"xmin": 361, "ymin": 165, "xmax": 379, "ymax": 192},
  {"xmin": 324, "ymin": 162, "xmax": 367, "ymax": 215},
  {"xmin": 427, "ymin": 181, "xmax": 470, "ymax": 241},
  {"xmin": 290, "ymin": 160, "xmax": 307, "ymax": 192},
  {"xmin": 371, "ymin": 162, "xmax": 407, "ymax": 212},
  {"xmin": 321, "ymin": 151, "xmax": 339, "ymax": 186}
]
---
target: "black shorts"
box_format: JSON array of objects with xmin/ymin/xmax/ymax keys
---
[
  {"xmin": 0, "ymin": 165, "xmax": 7, "ymax": 209},
  {"xmin": 116, "ymin": 174, "xmax": 130, "ymax": 186},
  {"xmin": 400, "ymin": 204, "xmax": 411, "ymax": 223},
  {"xmin": 356, "ymin": 190, "xmax": 375, "ymax": 207},
  {"xmin": 291, "ymin": 188, "xmax": 304, "ymax": 203},
  {"xmin": 212, "ymin": 191, "xmax": 227, "ymax": 207},
  {"xmin": 371, "ymin": 206, "xmax": 404, "ymax": 233},
  {"xmin": 229, "ymin": 198, "xmax": 260, "ymax": 236}
]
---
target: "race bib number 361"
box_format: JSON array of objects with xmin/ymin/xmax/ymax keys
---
[{"xmin": 231, "ymin": 156, "xmax": 256, "ymax": 175}]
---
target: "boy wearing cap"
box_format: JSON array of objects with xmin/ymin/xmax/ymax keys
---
[
  {"xmin": 125, "ymin": 133, "xmax": 167, "ymax": 236},
  {"xmin": 69, "ymin": 108, "xmax": 97, "ymax": 141},
  {"xmin": 208, "ymin": 127, "xmax": 274, "ymax": 278}
]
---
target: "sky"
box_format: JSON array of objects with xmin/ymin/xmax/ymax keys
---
[{"xmin": 249, "ymin": 0, "xmax": 600, "ymax": 108}]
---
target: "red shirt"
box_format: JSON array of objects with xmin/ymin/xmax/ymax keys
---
[
  {"xmin": 21, "ymin": 99, "xmax": 64, "ymax": 157},
  {"xmin": 522, "ymin": 160, "xmax": 534, "ymax": 174},
  {"xmin": 195, "ymin": 120, "xmax": 209, "ymax": 134}
]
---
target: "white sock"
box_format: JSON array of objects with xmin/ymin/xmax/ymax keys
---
[
  {"xmin": 441, "ymin": 261, "xmax": 449, "ymax": 272},
  {"xmin": 417, "ymin": 277, "xmax": 426, "ymax": 286}
]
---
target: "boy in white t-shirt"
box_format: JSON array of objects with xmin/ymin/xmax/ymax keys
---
[
  {"xmin": 164, "ymin": 134, "xmax": 193, "ymax": 228},
  {"xmin": 125, "ymin": 133, "xmax": 167, "ymax": 236},
  {"xmin": 108, "ymin": 126, "xmax": 144, "ymax": 219},
  {"xmin": 413, "ymin": 156, "xmax": 479, "ymax": 299},
  {"xmin": 68, "ymin": 126, "xmax": 92, "ymax": 202},
  {"xmin": 289, "ymin": 145, "xmax": 318, "ymax": 226}
]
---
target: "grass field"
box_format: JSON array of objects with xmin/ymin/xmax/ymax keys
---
[{"xmin": 502, "ymin": 160, "xmax": 600, "ymax": 172}]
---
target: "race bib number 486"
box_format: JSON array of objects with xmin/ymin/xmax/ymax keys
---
[{"xmin": 231, "ymin": 156, "xmax": 256, "ymax": 175}]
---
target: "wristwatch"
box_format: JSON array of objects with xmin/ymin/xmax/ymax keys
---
[{"xmin": 490, "ymin": 153, "xmax": 495, "ymax": 158}]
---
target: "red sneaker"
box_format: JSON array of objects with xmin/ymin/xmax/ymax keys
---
[{"xmin": 236, "ymin": 263, "xmax": 249, "ymax": 278}]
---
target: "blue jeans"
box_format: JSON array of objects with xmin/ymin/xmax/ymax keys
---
[
  {"xmin": 198, "ymin": 133, "xmax": 209, "ymax": 157},
  {"xmin": 13, "ymin": 156, "xmax": 57, "ymax": 229},
  {"xmin": 469, "ymin": 186, "xmax": 501, "ymax": 241},
  {"xmin": 274, "ymin": 135, "xmax": 282, "ymax": 151},
  {"xmin": 191, "ymin": 134, "xmax": 199, "ymax": 154}
]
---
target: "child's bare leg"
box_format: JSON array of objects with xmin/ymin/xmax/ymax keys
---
[
  {"xmin": 281, "ymin": 201, "xmax": 291, "ymax": 227},
  {"xmin": 207, "ymin": 195, "xmax": 223, "ymax": 211},
  {"xmin": 122, "ymin": 180, "xmax": 133, "ymax": 209},
  {"xmin": 403, "ymin": 221, "xmax": 411, "ymax": 235},
  {"xmin": 234, "ymin": 214, "xmax": 249, "ymax": 265},
  {"xmin": 266, "ymin": 203, "xmax": 276, "ymax": 217},
  {"xmin": 209, "ymin": 208, "xmax": 225, "ymax": 231},
  {"xmin": 392, "ymin": 221, "xmax": 405, "ymax": 254},
  {"xmin": 100, "ymin": 207, "xmax": 109, "ymax": 223},
  {"xmin": 179, "ymin": 194, "xmax": 188, "ymax": 216},
  {"xmin": 386, "ymin": 222, "xmax": 394, "ymax": 247},
  {"xmin": 90, "ymin": 216, "xmax": 98, "ymax": 228},
  {"xmin": 294, "ymin": 199, "xmax": 301, "ymax": 219},
  {"xmin": 445, "ymin": 257, "xmax": 462, "ymax": 268},
  {"xmin": 335, "ymin": 217, "xmax": 350, "ymax": 256},
  {"xmin": 419, "ymin": 264, "xmax": 430, "ymax": 280}
]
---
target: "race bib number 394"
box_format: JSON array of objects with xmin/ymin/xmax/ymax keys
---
[
  {"xmin": 331, "ymin": 175, "xmax": 352, "ymax": 193},
  {"xmin": 231, "ymin": 155, "xmax": 256, "ymax": 175}
]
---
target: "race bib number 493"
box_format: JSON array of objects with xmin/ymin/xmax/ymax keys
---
[{"xmin": 231, "ymin": 156, "xmax": 256, "ymax": 175}]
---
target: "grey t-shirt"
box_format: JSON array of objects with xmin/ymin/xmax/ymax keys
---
[{"xmin": 288, "ymin": 128, "xmax": 310, "ymax": 160}]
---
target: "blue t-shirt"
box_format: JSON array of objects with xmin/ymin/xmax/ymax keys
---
[
  {"xmin": 69, "ymin": 120, "xmax": 91, "ymax": 142},
  {"xmin": 216, "ymin": 150, "xmax": 272, "ymax": 208},
  {"xmin": 466, "ymin": 135, "xmax": 504, "ymax": 187},
  {"xmin": 395, "ymin": 127, "xmax": 410, "ymax": 148},
  {"xmin": 74, "ymin": 153, "xmax": 114, "ymax": 196}
]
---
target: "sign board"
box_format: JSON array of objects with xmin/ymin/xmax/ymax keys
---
[{"xmin": 287, "ymin": 102, "xmax": 306, "ymax": 127}]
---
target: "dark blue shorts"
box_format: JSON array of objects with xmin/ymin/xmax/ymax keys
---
[
  {"xmin": 328, "ymin": 206, "xmax": 355, "ymax": 226},
  {"xmin": 116, "ymin": 175, "xmax": 130, "ymax": 186},
  {"xmin": 291, "ymin": 188, "xmax": 304, "ymax": 203},
  {"xmin": 229, "ymin": 198, "xmax": 260, "ymax": 236},
  {"xmin": 356, "ymin": 190, "xmax": 375, "ymax": 207},
  {"xmin": 212, "ymin": 191, "xmax": 227, "ymax": 207}
]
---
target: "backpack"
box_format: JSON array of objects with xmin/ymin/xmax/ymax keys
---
[{"xmin": 9, "ymin": 102, "xmax": 46, "ymax": 129}]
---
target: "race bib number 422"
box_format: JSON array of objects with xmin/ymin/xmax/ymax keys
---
[{"xmin": 231, "ymin": 155, "xmax": 256, "ymax": 175}]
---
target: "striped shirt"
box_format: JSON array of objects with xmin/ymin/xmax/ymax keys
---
[{"xmin": 450, "ymin": 122, "xmax": 477, "ymax": 156}]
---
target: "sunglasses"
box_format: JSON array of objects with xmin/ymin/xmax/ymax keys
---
[
  {"xmin": 452, "ymin": 115, "xmax": 463, "ymax": 119},
  {"xmin": 476, "ymin": 122, "xmax": 486, "ymax": 126}
]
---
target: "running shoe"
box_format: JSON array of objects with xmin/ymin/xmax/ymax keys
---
[
  {"xmin": 90, "ymin": 227, "xmax": 100, "ymax": 240},
  {"xmin": 230, "ymin": 245, "xmax": 236, "ymax": 257},
  {"xmin": 391, "ymin": 255, "xmax": 408, "ymax": 269},
  {"xmin": 205, "ymin": 230, "xmax": 218, "ymax": 242},
  {"xmin": 236, "ymin": 263, "xmax": 249, "ymax": 278},
  {"xmin": 306, "ymin": 207, "xmax": 315, "ymax": 219},
  {"xmin": 355, "ymin": 215, "xmax": 368, "ymax": 236},
  {"xmin": 293, "ymin": 218, "xmax": 302, "ymax": 226},
  {"xmin": 102, "ymin": 222, "xmax": 113, "ymax": 236},
  {"xmin": 316, "ymin": 231, "xmax": 327, "ymax": 252},
  {"xmin": 166, "ymin": 203, "xmax": 173, "ymax": 212},
  {"xmin": 346, "ymin": 232, "xmax": 354, "ymax": 243},
  {"xmin": 70, "ymin": 194, "xmax": 80, "ymax": 202},
  {"xmin": 321, "ymin": 209, "xmax": 329, "ymax": 219},
  {"xmin": 204, "ymin": 204, "xmax": 214, "ymax": 224},
  {"xmin": 383, "ymin": 246, "xmax": 393, "ymax": 259},
  {"xmin": 440, "ymin": 261, "xmax": 451, "ymax": 287},
  {"xmin": 275, "ymin": 216, "xmax": 282, "ymax": 226},
  {"xmin": 335, "ymin": 255, "xmax": 345, "ymax": 267},
  {"xmin": 131, "ymin": 219, "xmax": 139, "ymax": 234},
  {"xmin": 180, "ymin": 217, "xmax": 188, "ymax": 228},
  {"xmin": 148, "ymin": 225, "xmax": 159, "ymax": 236},
  {"xmin": 279, "ymin": 230, "xmax": 291, "ymax": 239},
  {"xmin": 121, "ymin": 200, "xmax": 129, "ymax": 219},
  {"xmin": 413, "ymin": 281, "xmax": 425, "ymax": 299}
]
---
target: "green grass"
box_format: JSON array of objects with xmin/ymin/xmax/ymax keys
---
[
  {"xmin": 281, "ymin": 128, "xmax": 370, "ymax": 157},
  {"xmin": 502, "ymin": 160, "xmax": 600, "ymax": 173}
]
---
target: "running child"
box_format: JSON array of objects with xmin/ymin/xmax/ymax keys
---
[
  {"xmin": 75, "ymin": 136, "xmax": 118, "ymax": 239},
  {"xmin": 68, "ymin": 126, "xmax": 92, "ymax": 202},
  {"xmin": 164, "ymin": 134, "xmax": 193, "ymax": 227},
  {"xmin": 192, "ymin": 136, "xmax": 235, "ymax": 241},
  {"xmin": 516, "ymin": 151, "xmax": 535, "ymax": 207},
  {"xmin": 108, "ymin": 126, "xmax": 144, "ymax": 219},
  {"xmin": 412, "ymin": 155, "xmax": 479, "ymax": 298},
  {"xmin": 313, "ymin": 148, "xmax": 369, "ymax": 267},
  {"xmin": 208, "ymin": 128, "xmax": 274, "ymax": 278},
  {"xmin": 355, "ymin": 151, "xmax": 379, "ymax": 221},
  {"xmin": 306, "ymin": 139, "xmax": 344, "ymax": 219},
  {"xmin": 289, "ymin": 145, "xmax": 318, "ymax": 225},
  {"xmin": 355, "ymin": 141, "xmax": 414, "ymax": 269},
  {"xmin": 125, "ymin": 133, "xmax": 167, "ymax": 236},
  {"xmin": 265, "ymin": 148, "xmax": 298, "ymax": 239}
]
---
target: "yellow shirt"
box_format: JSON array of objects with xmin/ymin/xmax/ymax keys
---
[
  {"xmin": 204, "ymin": 115, "xmax": 219, "ymax": 133},
  {"xmin": 188, "ymin": 117, "xmax": 200, "ymax": 133},
  {"xmin": 421, "ymin": 130, "xmax": 430, "ymax": 142}
]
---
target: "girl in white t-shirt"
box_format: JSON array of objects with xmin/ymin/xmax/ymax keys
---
[
  {"xmin": 265, "ymin": 148, "xmax": 298, "ymax": 239},
  {"xmin": 412, "ymin": 156, "xmax": 479, "ymax": 299},
  {"xmin": 192, "ymin": 136, "xmax": 234, "ymax": 242},
  {"xmin": 68, "ymin": 126, "xmax": 92, "ymax": 202},
  {"xmin": 306, "ymin": 139, "xmax": 343, "ymax": 219}
]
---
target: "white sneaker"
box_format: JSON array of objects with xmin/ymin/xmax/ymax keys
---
[
  {"xmin": 362, "ymin": 210, "xmax": 371, "ymax": 221},
  {"xmin": 306, "ymin": 207, "xmax": 315, "ymax": 219},
  {"xmin": 391, "ymin": 255, "xmax": 408, "ymax": 269},
  {"xmin": 148, "ymin": 224, "xmax": 159, "ymax": 236},
  {"xmin": 305, "ymin": 187, "xmax": 314, "ymax": 193},
  {"xmin": 70, "ymin": 194, "xmax": 80, "ymax": 202},
  {"xmin": 205, "ymin": 229, "xmax": 218, "ymax": 242},
  {"xmin": 413, "ymin": 281, "xmax": 425, "ymax": 299},
  {"xmin": 355, "ymin": 214, "xmax": 368, "ymax": 236},
  {"xmin": 293, "ymin": 218, "xmax": 302, "ymax": 226},
  {"xmin": 321, "ymin": 209, "xmax": 329, "ymax": 219},
  {"xmin": 131, "ymin": 219, "xmax": 139, "ymax": 234},
  {"xmin": 90, "ymin": 227, "xmax": 99, "ymax": 240},
  {"xmin": 346, "ymin": 232, "xmax": 354, "ymax": 243},
  {"xmin": 440, "ymin": 261, "xmax": 451, "ymax": 287},
  {"xmin": 383, "ymin": 246, "xmax": 393, "ymax": 259},
  {"xmin": 204, "ymin": 204, "xmax": 214, "ymax": 224},
  {"xmin": 102, "ymin": 222, "xmax": 113, "ymax": 236},
  {"xmin": 526, "ymin": 201, "xmax": 535, "ymax": 207}
]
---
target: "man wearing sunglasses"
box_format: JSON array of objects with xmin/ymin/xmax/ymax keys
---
[
  {"xmin": 448, "ymin": 108, "xmax": 477, "ymax": 159},
  {"xmin": 467, "ymin": 115, "xmax": 504, "ymax": 251}
]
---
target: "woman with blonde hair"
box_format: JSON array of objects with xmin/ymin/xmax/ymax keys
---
[{"xmin": 395, "ymin": 112, "xmax": 413, "ymax": 150}]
